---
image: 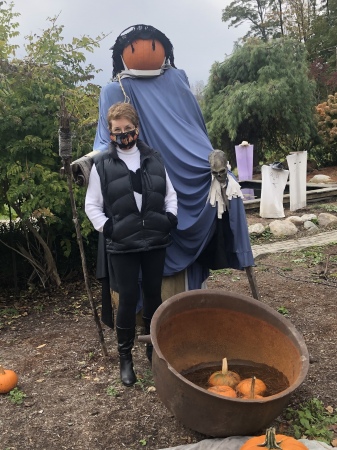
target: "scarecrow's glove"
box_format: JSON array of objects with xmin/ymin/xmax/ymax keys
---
[
  {"xmin": 207, "ymin": 176, "xmax": 226, "ymax": 219},
  {"xmin": 226, "ymin": 175, "xmax": 244, "ymax": 201}
]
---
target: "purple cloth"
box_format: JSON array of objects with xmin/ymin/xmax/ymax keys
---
[{"xmin": 235, "ymin": 144, "xmax": 254, "ymax": 181}]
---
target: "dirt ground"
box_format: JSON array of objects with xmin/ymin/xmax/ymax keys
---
[{"xmin": 1, "ymin": 167, "xmax": 337, "ymax": 450}]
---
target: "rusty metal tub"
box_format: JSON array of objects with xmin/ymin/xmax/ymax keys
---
[{"xmin": 149, "ymin": 289, "xmax": 309, "ymax": 437}]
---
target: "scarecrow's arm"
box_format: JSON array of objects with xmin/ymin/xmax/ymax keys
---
[{"xmin": 60, "ymin": 150, "xmax": 100, "ymax": 187}]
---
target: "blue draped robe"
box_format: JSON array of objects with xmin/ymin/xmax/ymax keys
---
[{"xmin": 93, "ymin": 67, "xmax": 254, "ymax": 289}]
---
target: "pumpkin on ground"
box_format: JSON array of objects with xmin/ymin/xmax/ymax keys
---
[
  {"xmin": 208, "ymin": 358, "xmax": 240, "ymax": 388},
  {"xmin": 0, "ymin": 365, "xmax": 18, "ymax": 394},
  {"xmin": 236, "ymin": 376, "xmax": 267, "ymax": 397},
  {"xmin": 207, "ymin": 385, "xmax": 237, "ymax": 398},
  {"xmin": 122, "ymin": 39, "xmax": 165, "ymax": 70},
  {"xmin": 240, "ymin": 427, "xmax": 309, "ymax": 450}
]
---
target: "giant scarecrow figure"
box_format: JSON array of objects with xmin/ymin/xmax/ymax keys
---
[{"xmin": 90, "ymin": 25, "xmax": 254, "ymax": 325}]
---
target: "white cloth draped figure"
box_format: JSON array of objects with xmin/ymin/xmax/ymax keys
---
[
  {"xmin": 286, "ymin": 151, "xmax": 307, "ymax": 211},
  {"xmin": 259, "ymin": 165, "xmax": 289, "ymax": 218}
]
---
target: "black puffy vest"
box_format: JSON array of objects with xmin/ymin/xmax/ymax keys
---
[{"xmin": 94, "ymin": 140, "xmax": 172, "ymax": 254}]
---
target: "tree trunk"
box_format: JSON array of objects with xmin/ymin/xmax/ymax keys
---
[{"xmin": 11, "ymin": 204, "xmax": 61, "ymax": 287}]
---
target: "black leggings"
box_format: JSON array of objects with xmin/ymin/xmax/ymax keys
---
[{"xmin": 109, "ymin": 248, "xmax": 166, "ymax": 329}]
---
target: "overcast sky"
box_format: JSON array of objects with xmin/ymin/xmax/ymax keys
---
[{"xmin": 11, "ymin": 0, "xmax": 247, "ymax": 88}]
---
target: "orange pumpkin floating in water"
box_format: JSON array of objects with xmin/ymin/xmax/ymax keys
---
[
  {"xmin": 236, "ymin": 376, "xmax": 267, "ymax": 397},
  {"xmin": 207, "ymin": 385, "xmax": 237, "ymax": 398},
  {"xmin": 122, "ymin": 39, "xmax": 165, "ymax": 70},
  {"xmin": 208, "ymin": 358, "xmax": 240, "ymax": 388},
  {"xmin": 240, "ymin": 376, "xmax": 265, "ymax": 400},
  {"xmin": 242, "ymin": 393, "xmax": 264, "ymax": 399}
]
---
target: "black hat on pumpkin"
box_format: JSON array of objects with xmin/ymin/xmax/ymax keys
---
[{"xmin": 110, "ymin": 24, "xmax": 176, "ymax": 78}]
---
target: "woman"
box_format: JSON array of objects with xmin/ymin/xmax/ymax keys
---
[{"xmin": 85, "ymin": 102, "xmax": 178, "ymax": 386}]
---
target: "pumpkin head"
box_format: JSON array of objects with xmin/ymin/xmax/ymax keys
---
[
  {"xmin": 111, "ymin": 24, "xmax": 176, "ymax": 78},
  {"xmin": 236, "ymin": 376, "xmax": 266, "ymax": 397},
  {"xmin": 240, "ymin": 427, "xmax": 308, "ymax": 450},
  {"xmin": 207, "ymin": 385, "xmax": 237, "ymax": 398},
  {"xmin": 0, "ymin": 365, "xmax": 18, "ymax": 394},
  {"xmin": 208, "ymin": 358, "xmax": 240, "ymax": 388},
  {"xmin": 122, "ymin": 39, "xmax": 165, "ymax": 70}
]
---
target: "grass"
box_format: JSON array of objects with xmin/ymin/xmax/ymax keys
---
[
  {"xmin": 106, "ymin": 384, "xmax": 120, "ymax": 398},
  {"xmin": 250, "ymin": 228, "xmax": 273, "ymax": 244},
  {"xmin": 0, "ymin": 307, "xmax": 21, "ymax": 328},
  {"xmin": 0, "ymin": 307, "xmax": 20, "ymax": 318},
  {"xmin": 277, "ymin": 306, "xmax": 289, "ymax": 316},
  {"xmin": 291, "ymin": 247, "xmax": 337, "ymax": 267},
  {"xmin": 209, "ymin": 268, "xmax": 233, "ymax": 276},
  {"xmin": 285, "ymin": 398, "xmax": 337, "ymax": 444},
  {"xmin": 8, "ymin": 387, "xmax": 27, "ymax": 405},
  {"xmin": 135, "ymin": 369, "xmax": 155, "ymax": 391},
  {"xmin": 306, "ymin": 202, "xmax": 337, "ymax": 213}
]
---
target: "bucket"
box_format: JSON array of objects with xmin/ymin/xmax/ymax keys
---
[{"xmin": 148, "ymin": 290, "xmax": 309, "ymax": 437}]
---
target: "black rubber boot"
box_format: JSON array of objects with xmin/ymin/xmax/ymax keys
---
[
  {"xmin": 116, "ymin": 326, "xmax": 137, "ymax": 386},
  {"xmin": 142, "ymin": 317, "xmax": 153, "ymax": 364}
]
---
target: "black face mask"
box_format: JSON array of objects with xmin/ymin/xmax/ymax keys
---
[{"xmin": 110, "ymin": 128, "xmax": 139, "ymax": 150}]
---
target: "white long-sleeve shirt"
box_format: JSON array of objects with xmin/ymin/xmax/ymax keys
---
[{"xmin": 85, "ymin": 145, "xmax": 178, "ymax": 232}]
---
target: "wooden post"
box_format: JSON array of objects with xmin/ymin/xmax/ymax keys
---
[
  {"xmin": 59, "ymin": 95, "xmax": 108, "ymax": 357},
  {"xmin": 245, "ymin": 266, "xmax": 260, "ymax": 300}
]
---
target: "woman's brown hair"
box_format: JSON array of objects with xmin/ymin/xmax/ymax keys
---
[{"xmin": 107, "ymin": 102, "xmax": 139, "ymax": 131}]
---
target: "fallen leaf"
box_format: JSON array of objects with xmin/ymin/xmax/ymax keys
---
[
  {"xmin": 36, "ymin": 378, "xmax": 45, "ymax": 383},
  {"xmin": 36, "ymin": 344, "xmax": 46, "ymax": 349},
  {"xmin": 326, "ymin": 405, "xmax": 334, "ymax": 414},
  {"xmin": 331, "ymin": 439, "xmax": 337, "ymax": 448}
]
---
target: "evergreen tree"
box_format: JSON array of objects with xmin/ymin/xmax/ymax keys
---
[{"xmin": 202, "ymin": 38, "xmax": 318, "ymax": 165}]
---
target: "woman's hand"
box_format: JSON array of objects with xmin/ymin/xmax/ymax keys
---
[
  {"xmin": 103, "ymin": 218, "xmax": 113, "ymax": 238},
  {"xmin": 166, "ymin": 212, "xmax": 178, "ymax": 229}
]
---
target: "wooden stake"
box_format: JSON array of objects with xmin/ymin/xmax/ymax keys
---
[
  {"xmin": 59, "ymin": 95, "xmax": 108, "ymax": 357},
  {"xmin": 245, "ymin": 266, "xmax": 260, "ymax": 300}
]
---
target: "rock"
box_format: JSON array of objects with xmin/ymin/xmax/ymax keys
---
[
  {"xmin": 301, "ymin": 214, "xmax": 317, "ymax": 222},
  {"xmin": 269, "ymin": 220, "xmax": 298, "ymax": 237},
  {"xmin": 286, "ymin": 216, "xmax": 303, "ymax": 225},
  {"xmin": 286, "ymin": 214, "xmax": 317, "ymax": 225},
  {"xmin": 308, "ymin": 174, "xmax": 331, "ymax": 183},
  {"xmin": 303, "ymin": 221, "xmax": 318, "ymax": 232},
  {"xmin": 318, "ymin": 213, "xmax": 337, "ymax": 227},
  {"xmin": 248, "ymin": 223, "xmax": 266, "ymax": 235}
]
